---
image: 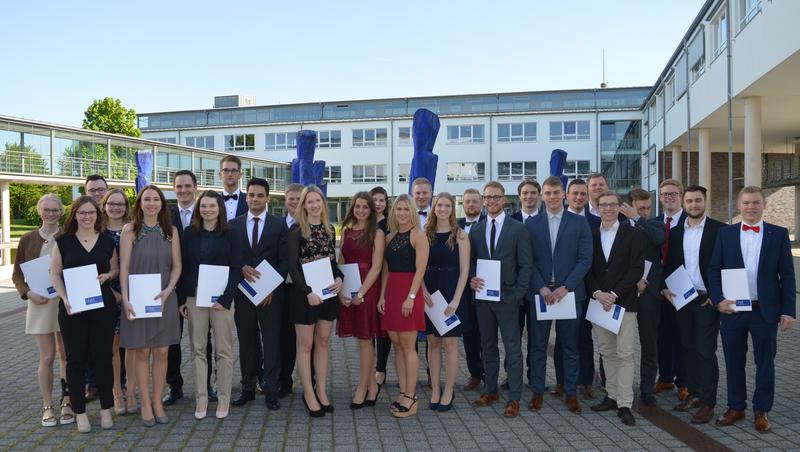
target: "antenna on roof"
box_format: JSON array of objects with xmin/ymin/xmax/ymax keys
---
[{"xmin": 601, "ymin": 49, "xmax": 608, "ymax": 89}]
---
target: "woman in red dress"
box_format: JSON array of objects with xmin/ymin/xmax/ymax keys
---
[
  {"xmin": 379, "ymin": 194, "xmax": 429, "ymax": 418},
  {"xmin": 337, "ymin": 192, "xmax": 385, "ymax": 409}
]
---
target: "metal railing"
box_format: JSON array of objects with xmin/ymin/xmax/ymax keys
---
[{"xmin": 763, "ymin": 153, "xmax": 800, "ymax": 188}]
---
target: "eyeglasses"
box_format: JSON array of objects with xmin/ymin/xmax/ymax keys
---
[
  {"xmin": 598, "ymin": 203, "xmax": 620, "ymax": 209},
  {"xmin": 76, "ymin": 210, "xmax": 97, "ymax": 217},
  {"xmin": 484, "ymin": 195, "xmax": 503, "ymax": 202},
  {"xmin": 659, "ymin": 192, "xmax": 680, "ymax": 198},
  {"xmin": 41, "ymin": 208, "xmax": 61, "ymax": 215},
  {"xmin": 87, "ymin": 188, "xmax": 107, "ymax": 195},
  {"xmin": 106, "ymin": 202, "xmax": 127, "ymax": 208},
  {"xmin": 221, "ymin": 168, "xmax": 240, "ymax": 174}
]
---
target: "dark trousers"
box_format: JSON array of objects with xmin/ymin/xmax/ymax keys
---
[
  {"xmin": 376, "ymin": 337, "xmax": 391, "ymax": 374},
  {"xmin": 58, "ymin": 302, "xmax": 115, "ymax": 414},
  {"xmin": 235, "ymin": 294, "xmax": 283, "ymax": 395},
  {"xmin": 531, "ymin": 299, "xmax": 581, "ymax": 395},
  {"xmin": 477, "ymin": 300, "xmax": 523, "ymax": 401},
  {"xmin": 504, "ymin": 301, "xmax": 530, "ymax": 383},
  {"xmin": 167, "ymin": 313, "xmax": 213, "ymax": 391},
  {"xmin": 637, "ymin": 290, "xmax": 662, "ymax": 394},
  {"xmin": 279, "ymin": 285, "xmax": 298, "ymax": 388},
  {"xmin": 720, "ymin": 308, "xmax": 777, "ymax": 412},
  {"xmin": 676, "ymin": 295, "xmax": 720, "ymax": 406},
  {"xmin": 657, "ymin": 297, "xmax": 686, "ymax": 386},
  {"xmin": 462, "ymin": 301, "xmax": 484, "ymax": 380},
  {"xmin": 554, "ymin": 298, "xmax": 595, "ymax": 386}
]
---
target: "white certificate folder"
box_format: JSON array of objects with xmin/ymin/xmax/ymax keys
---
[
  {"xmin": 586, "ymin": 299, "xmax": 625, "ymax": 334},
  {"xmin": 196, "ymin": 265, "xmax": 229, "ymax": 308},
  {"xmin": 722, "ymin": 268, "xmax": 752, "ymax": 312},
  {"xmin": 425, "ymin": 291, "xmax": 461, "ymax": 335},
  {"xmin": 128, "ymin": 274, "xmax": 163, "ymax": 318},
  {"xmin": 302, "ymin": 258, "xmax": 337, "ymax": 300},
  {"xmin": 238, "ymin": 260, "xmax": 284, "ymax": 306},
  {"xmin": 535, "ymin": 292, "xmax": 577, "ymax": 320},
  {"xmin": 475, "ymin": 259, "xmax": 501, "ymax": 302},
  {"xmin": 20, "ymin": 254, "xmax": 56, "ymax": 298},
  {"xmin": 63, "ymin": 264, "xmax": 104, "ymax": 313},
  {"xmin": 338, "ymin": 263, "xmax": 363, "ymax": 299},
  {"xmin": 664, "ymin": 265, "xmax": 698, "ymax": 311}
]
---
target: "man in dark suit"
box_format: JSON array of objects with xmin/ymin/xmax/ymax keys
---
[
  {"xmin": 527, "ymin": 176, "xmax": 592, "ymax": 414},
  {"xmin": 469, "ymin": 181, "xmax": 533, "ymax": 418},
  {"xmin": 620, "ymin": 188, "xmax": 665, "ymax": 408},
  {"xmin": 457, "ymin": 187, "xmax": 485, "ymax": 391},
  {"xmin": 709, "ymin": 185, "xmax": 796, "ymax": 432},
  {"xmin": 229, "ymin": 177, "xmax": 289, "ymax": 410},
  {"xmin": 220, "ymin": 155, "xmax": 249, "ymax": 221},
  {"xmin": 278, "ymin": 183, "xmax": 304, "ymax": 397},
  {"xmin": 654, "ymin": 179, "xmax": 689, "ymax": 400},
  {"xmin": 586, "ymin": 191, "xmax": 644, "ymax": 426},
  {"xmin": 567, "ymin": 178, "xmax": 601, "ymax": 230},
  {"xmin": 661, "ymin": 186, "xmax": 724, "ymax": 423}
]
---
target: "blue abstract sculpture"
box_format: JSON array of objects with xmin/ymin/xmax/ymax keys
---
[
  {"xmin": 291, "ymin": 130, "xmax": 327, "ymax": 196},
  {"xmin": 135, "ymin": 150, "xmax": 153, "ymax": 193},
  {"xmin": 549, "ymin": 148, "xmax": 568, "ymax": 190},
  {"xmin": 408, "ymin": 109, "xmax": 440, "ymax": 195}
]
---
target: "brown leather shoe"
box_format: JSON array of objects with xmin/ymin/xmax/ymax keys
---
[
  {"xmin": 566, "ymin": 396, "xmax": 581, "ymax": 414},
  {"xmin": 715, "ymin": 408, "xmax": 745, "ymax": 426},
  {"xmin": 754, "ymin": 411, "xmax": 771, "ymax": 432},
  {"xmin": 528, "ymin": 393, "xmax": 543, "ymax": 411},
  {"xmin": 653, "ymin": 381, "xmax": 675, "ymax": 394},
  {"xmin": 673, "ymin": 396, "xmax": 700, "ymax": 412},
  {"xmin": 463, "ymin": 377, "xmax": 481, "ymax": 391},
  {"xmin": 549, "ymin": 384, "xmax": 564, "ymax": 397},
  {"xmin": 677, "ymin": 387, "xmax": 689, "ymax": 401},
  {"xmin": 472, "ymin": 393, "xmax": 499, "ymax": 407},
  {"xmin": 504, "ymin": 400, "xmax": 520, "ymax": 417},
  {"xmin": 578, "ymin": 385, "xmax": 596, "ymax": 400},
  {"xmin": 691, "ymin": 405, "xmax": 715, "ymax": 424}
]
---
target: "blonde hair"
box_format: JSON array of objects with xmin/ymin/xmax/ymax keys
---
[
  {"xmin": 295, "ymin": 185, "xmax": 334, "ymax": 241},
  {"xmin": 37, "ymin": 193, "xmax": 63, "ymax": 213},
  {"xmin": 425, "ymin": 192, "xmax": 459, "ymax": 250},
  {"xmin": 388, "ymin": 194, "xmax": 420, "ymax": 232}
]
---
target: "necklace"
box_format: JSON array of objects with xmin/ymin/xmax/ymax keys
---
[{"xmin": 39, "ymin": 227, "xmax": 58, "ymax": 244}]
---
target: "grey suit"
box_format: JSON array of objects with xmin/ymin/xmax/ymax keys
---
[{"xmin": 469, "ymin": 215, "xmax": 533, "ymax": 401}]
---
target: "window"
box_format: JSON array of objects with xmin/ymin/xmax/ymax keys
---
[
  {"xmin": 655, "ymin": 92, "xmax": 664, "ymax": 121},
  {"xmin": 398, "ymin": 127, "xmax": 412, "ymax": 146},
  {"xmin": 224, "ymin": 134, "xmax": 255, "ymax": 151},
  {"xmin": 674, "ymin": 52, "xmax": 688, "ymax": 99},
  {"xmin": 446, "ymin": 125, "xmax": 485, "ymax": 144},
  {"xmin": 738, "ymin": 0, "xmax": 761, "ymax": 30},
  {"xmin": 318, "ymin": 130, "xmax": 341, "ymax": 148},
  {"xmin": 185, "ymin": 136, "xmax": 214, "ymax": 150},
  {"xmin": 688, "ymin": 27, "xmax": 705, "ymax": 81},
  {"xmin": 665, "ymin": 76, "xmax": 675, "ymax": 107},
  {"xmin": 152, "ymin": 137, "xmax": 176, "ymax": 144},
  {"xmin": 324, "ymin": 166, "xmax": 341, "ymax": 184},
  {"xmin": 497, "ymin": 122, "xmax": 536, "ymax": 142},
  {"xmin": 711, "ymin": 9, "xmax": 728, "ymax": 57},
  {"xmin": 352, "ymin": 164, "xmax": 387, "ymax": 183},
  {"xmin": 563, "ymin": 160, "xmax": 591, "ymax": 180},
  {"xmin": 447, "ymin": 162, "xmax": 485, "ymax": 181},
  {"xmin": 398, "ymin": 163, "xmax": 411, "ymax": 182},
  {"xmin": 265, "ymin": 132, "xmax": 296, "ymax": 150},
  {"xmin": 497, "ymin": 161, "xmax": 536, "ymax": 181},
  {"xmin": 352, "ymin": 128, "xmax": 387, "ymax": 147},
  {"xmin": 549, "ymin": 121, "xmax": 590, "ymax": 141}
]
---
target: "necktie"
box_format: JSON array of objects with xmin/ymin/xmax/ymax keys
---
[
  {"xmin": 251, "ymin": 217, "xmax": 260, "ymax": 253},
  {"xmin": 490, "ymin": 219, "xmax": 497, "ymax": 259},
  {"xmin": 525, "ymin": 216, "xmax": 534, "ymax": 225},
  {"xmin": 661, "ymin": 216, "xmax": 672, "ymax": 264},
  {"xmin": 418, "ymin": 210, "xmax": 427, "ymax": 217},
  {"xmin": 465, "ymin": 220, "xmax": 477, "ymax": 226},
  {"xmin": 742, "ymin": 224, "xmax": 760, "ymax": 233},
  {"xmin": 223, "ymin": 193, "xmax": 238, "ymax": 201}
]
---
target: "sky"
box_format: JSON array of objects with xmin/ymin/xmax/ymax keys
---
[{"xmin": 1, "ymin": 0, "xmax": 705, "ymax": 127}]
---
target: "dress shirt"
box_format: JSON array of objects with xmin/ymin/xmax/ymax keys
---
[
  {"xmin": 178, "ymin": 203, "xmax": 195, "ymax": 230},
  {"xmin": 663, "ymin": 209, "xmax": 684, "ymax": 229},
  {"xmin": 589, "ymin": 202, "xmax": 600, "ymax": 218},
  {"xmin": 286, "ymin": 214, "xmax": 295, "ymax": 229},
  {"xmin": 246, "ymin": 210, "xmax": 267, "ymax": 248},
  {"xmin": 417, "ymin": 206, "xmax": 430, "ymax": 228},
  {"xmin": 568, "ymin": 206, "xmax": 586, "ymax": 216},
  {"xmin": 547, "ymin": 208, "xmax": 563, "ymax": 253},
  {"xmin": 463, "ymin": 215, "xmax": 480, "ymax": 234},
  {"xmin": 223, "ymin": 189, "xmax": 243, "ymax": 221},
  {"xmin": 520, "ymin": 209, "xmax": 539, "ymax": 223},
  {"xmin": 683, "ymin": 216, "xmax": 707, "ymax": 291},
  {"xmin": 740, "ymin": 220, "xmax": 763, "ymax": 300},
  {"xmin": 485, "ymin": 211, "xmax": 506, "ymax": 257},
  {"xmin": 600, "ymin": 220, "xmax": 620, "ymax": 261}
]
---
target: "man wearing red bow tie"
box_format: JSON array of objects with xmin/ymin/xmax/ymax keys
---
[{"xmin": 708, "ymin": 186, "xmax": 796, "ymax": 433}]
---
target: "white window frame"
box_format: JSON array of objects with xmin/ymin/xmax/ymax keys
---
[
  {"xmin": 497, "ymin": 161, "xmax": 536, "ymax": 181},
  {"xmin": 665, "ymin": 75, "xmax": 675, "ymax": 107},
  {"xmin": 185, "ymin": 136, "xmax": 214, "ymax": 150},
  {"xmin": 318, "ymin": 130, "xmax": 342, "ymax": 148},
  {"xmin": 446, "ymin": 125, "xmax": 485, "ymax": 144},
  {"xmin": 446, "ymin": 162, "xmax": 485, "ymax": 182},
  {"xmin": 497, "ymin": 122, "xmax": 537, "ymax": 143},
  {"xmin": 153, "ymin": 137, "xmax": 177, "ymax": 144},
  {"xmin": 398, "ymin": 127, "xmax": 412, "ymax": 146},
  {"xmin": 352, "ymin": 128, "xmax": 388, "ymax": 147},
  {"xmin": 563, "ymin": 160, "xmax": 591, "ymax": 181},
  {"xmin": 397, "ymin": 163, "xmax": 411, "ymax": 182},
  {"xmin": 549, "ymin": 120, "xmax": 590, "ymax": 141},
  {"xmin": 324, "ymin": 165, "xmax": 341, "ymax": 184},
  {"xmin": 738, "ymin": 0, "xmax": 761, "ymax": 31},
  {"xmin": 352, "ymin": 164, "xmax": 388, "ymax": 183},
  {"xmin": 711, "ymin": 8, "xmax": 728, "ymax": 58},
  {"xmin": 224, "ymin": 134, "xmax": 255, "ymax": 152},
  {"xmin": 265, "ymin": 132, "xmax": 296, "ymax": 150}
]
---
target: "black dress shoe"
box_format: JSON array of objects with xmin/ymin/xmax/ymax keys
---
[
  {"xmin": 162, "ymin": 389, "xmax": 183, "ymax": 406},
  {"xmin": 591, "ymin": 397, "xmax": 618, "ymax": 412},
  {"xmin": 618, "ymin": 407, "xmax": 636, "ymax": 426},
  {"xmin": 278, "ymin": 385, "xmax": 293, "ymax": 399},
  {"xmin": 265, "ymin": 394, "xmax": 280, "ymax": 410},
  {"xmin": 500, "ymin": 380, "xmax": 510, "ymax": 390},
  {"xmin": 640, "ymin": 393, "xmax": 657, "ymax": 407},
  {"xmin": 208, "ymin": 387, "xmax": 218, "ymax": 402},
  {"xmin": 232, "ymin": 391, "xmax": 255, "ymax": 407}
]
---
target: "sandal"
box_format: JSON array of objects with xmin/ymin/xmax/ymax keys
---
[
  {"xmin": 41, "ymin": 406, "xmax": 57, "ymax": 427},
  {"xmin": 389, "ymin": 392, "xmax": 405, "ymax": 413},
  {"xmin": 125, "ymin": 394, "xmax": 138, "ymax": 414},
  {"xmin": 59, "ymin": 400, "xmax": 75, "ymax": 425},
  {"xmin": 114, "ymin": 397, "xmax": 126, "ymax": 416},
  {"xmin": 392, "ymin": 394, "xmax": 418, "ymax": 418}
]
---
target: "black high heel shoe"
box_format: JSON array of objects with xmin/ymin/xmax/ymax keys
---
[
  {"xmin": 303, "ymin": 393, "xmax": 325, "ymax": 418},
  {"xmin": 437, "ymin": 389, "xmax": 454, "ymax": 412},
  {"xmin": 314, "ymin": 387, "xmax": 334, "ymax": 413},
  {"xmin": 364, "ymin": 384, "xmax": 381, "ymax": 407}
]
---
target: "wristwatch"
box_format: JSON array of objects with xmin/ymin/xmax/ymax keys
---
[{"xmin": 408, "ymin": 293, "xmax": 417, "ymax": 300}]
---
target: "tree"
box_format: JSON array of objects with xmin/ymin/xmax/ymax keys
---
[{"xmin": 83, "ymin": 97, "xmax": 141, "ymax": 137}]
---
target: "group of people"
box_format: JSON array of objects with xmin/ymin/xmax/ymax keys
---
[{"xmin": 13, "ymin": 155, "xmax": 795, "ymax": 433}]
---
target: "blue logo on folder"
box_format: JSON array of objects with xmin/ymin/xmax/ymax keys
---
[
  {"xmin": 736, "ymin": 300, "xmax": 751, "ymax": 307},
  {"xmin": 612, "ymin": 305, "xmax": 621, "ymax": 320},
  {"xmin": 539, "ymin": 298, "xmax": 547, "ymax": 313},
  {"xmin": 487, "ymin": 289, "xmax": 499, "ymax": 297},
  {"xmin": 351, "ymin": 291, "xmax": 359, "ymax": 298},
  {"xmin": 444, "ymin": 315, "xmax": 458, "ymax": 326},
  {"xmin": 85, "ymin": 296, "xmax": 103, "ymax": 305},
  {"xmin": 684, "ymin": 287, "xmax": 696, "ymax": 299},
  {"xmin": 46, "ymin": 286, "xmax": 56, "ymax": 295},
  {"xmin": 211, "ymin": 296, "xmax": 219, "ymax": 303},
  {"xmin": 322, "ymin": 288, "xmax": 332, "ymax": 295},
  {"xmin": 145, "ymin": 305, "xmax": 161, "ymax": 313},
  {"xmin": 240, "ymin": 281, "xmax": 256, "ymax": 297}
]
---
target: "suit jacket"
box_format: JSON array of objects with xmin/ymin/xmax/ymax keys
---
[
  {"xmin": 510, "ymin": 203, "xmax": 545, "ymax": 223},
  {"xmin": 222, "ymin": 190, "xmax": 248, "ymax": 221},
  {"xmin": 170, "ymin": 204, "xmax": 190, "ymax": 301},
  {"xmin": 663, "ymin": 216, "xmax": 725, "ymax": 291},
  {"xmin": 457, "ymin": 214, "xmax": 486, "ymax": 231},
  {"xmin": 628, "ymin": 216, "xmax": 666, "ymax": 295},
  {"xmin": 526, "ymin": 210, "xmax": 593, "ymax": 301},
  {"xmin": 569, "ymin": 206, "xmax": 601, "ymax": 230},
  {"xmin": 468, "ymin": 215, "xmax": 533, "ymax": 304},
  {"xmin": 708, "ymin": 222, "xmax": 796, "ymax": 323},
  {"xmin": 229, "ymin": 212, "xmax": 289, "ymax": 304},
  {"xmin": 655, "ymin": 210, "xmax": 688, "ymax": 235},
  {"xmin": 587, "ymin": 222, "xmax": 645, "ymax": 311}
]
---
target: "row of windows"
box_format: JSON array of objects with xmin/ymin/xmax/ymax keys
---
[{"xmin": 322, "ymin": 160, "xmax": 591, "ymax": 185}]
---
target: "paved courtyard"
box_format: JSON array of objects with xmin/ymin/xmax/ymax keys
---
[{"xmin": 0, "ymin": 279, "xmax": 798, "ymax": 451}]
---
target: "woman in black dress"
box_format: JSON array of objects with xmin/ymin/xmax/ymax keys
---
[
  {"xmin": 369, "ymin": 186, "xmax": 391, "ymax": 387},
  {"xmin": 50, "ymin": 196, "xmax": 118, "ymax": 433}
]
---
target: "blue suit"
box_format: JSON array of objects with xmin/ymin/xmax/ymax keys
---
[
  {"xmin": 708, "ymin": 222, "xmax": 796, "ymax": 412},
  {"xmin": 458, "ymin": 216, "xmax": 485, "ymax": 382},
  {"xmin": 526, "ymin": 210, "xmax": 592, "ymax": 395}
]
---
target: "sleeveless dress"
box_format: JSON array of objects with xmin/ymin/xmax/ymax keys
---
[
  {"xmin": 104, "ymin": 228, "xmax": 122, "ymax": 335},
  {"xmin": 336, "ymin": 228, "xmax": 380, "ymax": 339},
  {"xmin": 24, "ymin": 229, "xmax": 60, "ymax": 334},
  {"xmin": 119, "ymin": 224, "xmax": 180, "ymax": 349},
  {"xmin": 424, "ymin": 232, "xmax": 470, "ymax": 337},
  {"xmin": 287, "ymin": 223, "xmax": 342, "ymax": 325},
  {"xmin": 381, "ymin": 230, "xmax": 424, "ymax": 332}
]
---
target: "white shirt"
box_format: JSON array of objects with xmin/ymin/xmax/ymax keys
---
[
  {"xmin": 417, "ymin": 206, "xmax": 430, "ymax": 228},
  {"xmin": 485, "ymin": 211, "xmax": 506, "ymax": 258},
  {"xmin": 520, "ymin": 209, "xmax": 539, "ymax": 223},
  {"xmin": 663, "ymin": 209, "xmax": 684, "ymax": 230},
  {"xmin": 223, "ymin": 189, "xmax": 243, "ymax": 221},
  {"xmin": 740, "ymin": 220, "xmax": 764, "ymax": 300},
  {"xmin": 246, "ymin": 211, "xmax": 267, "ymax": 248},
  {"xmin": 589, "ymin": 202, "xmax": 600, "ymax": 218},
  {"xmin": 286, "ymin": 214, "xmax": 295, "ymax": 229},
  {"xmin": 462, "ymin": 215, "xmax": 480, "ymax": 234},
  {"xmin": 547, "ymin": 208, "xmax": 563, "ymax": 253},
  {"xmin": 177, "ymin": 203, "xmax": 195, "ymax": 230},
  {"xmin": 600, "ymin": 221, "xmax": 620, "ymax": 261},
  {"xmin": 568, "ymin": 206, "xmax": 586, "ymax": 216},
  {"xmin": 683, "ymin": 216, "xmax": 707, "ymax": 291}
]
